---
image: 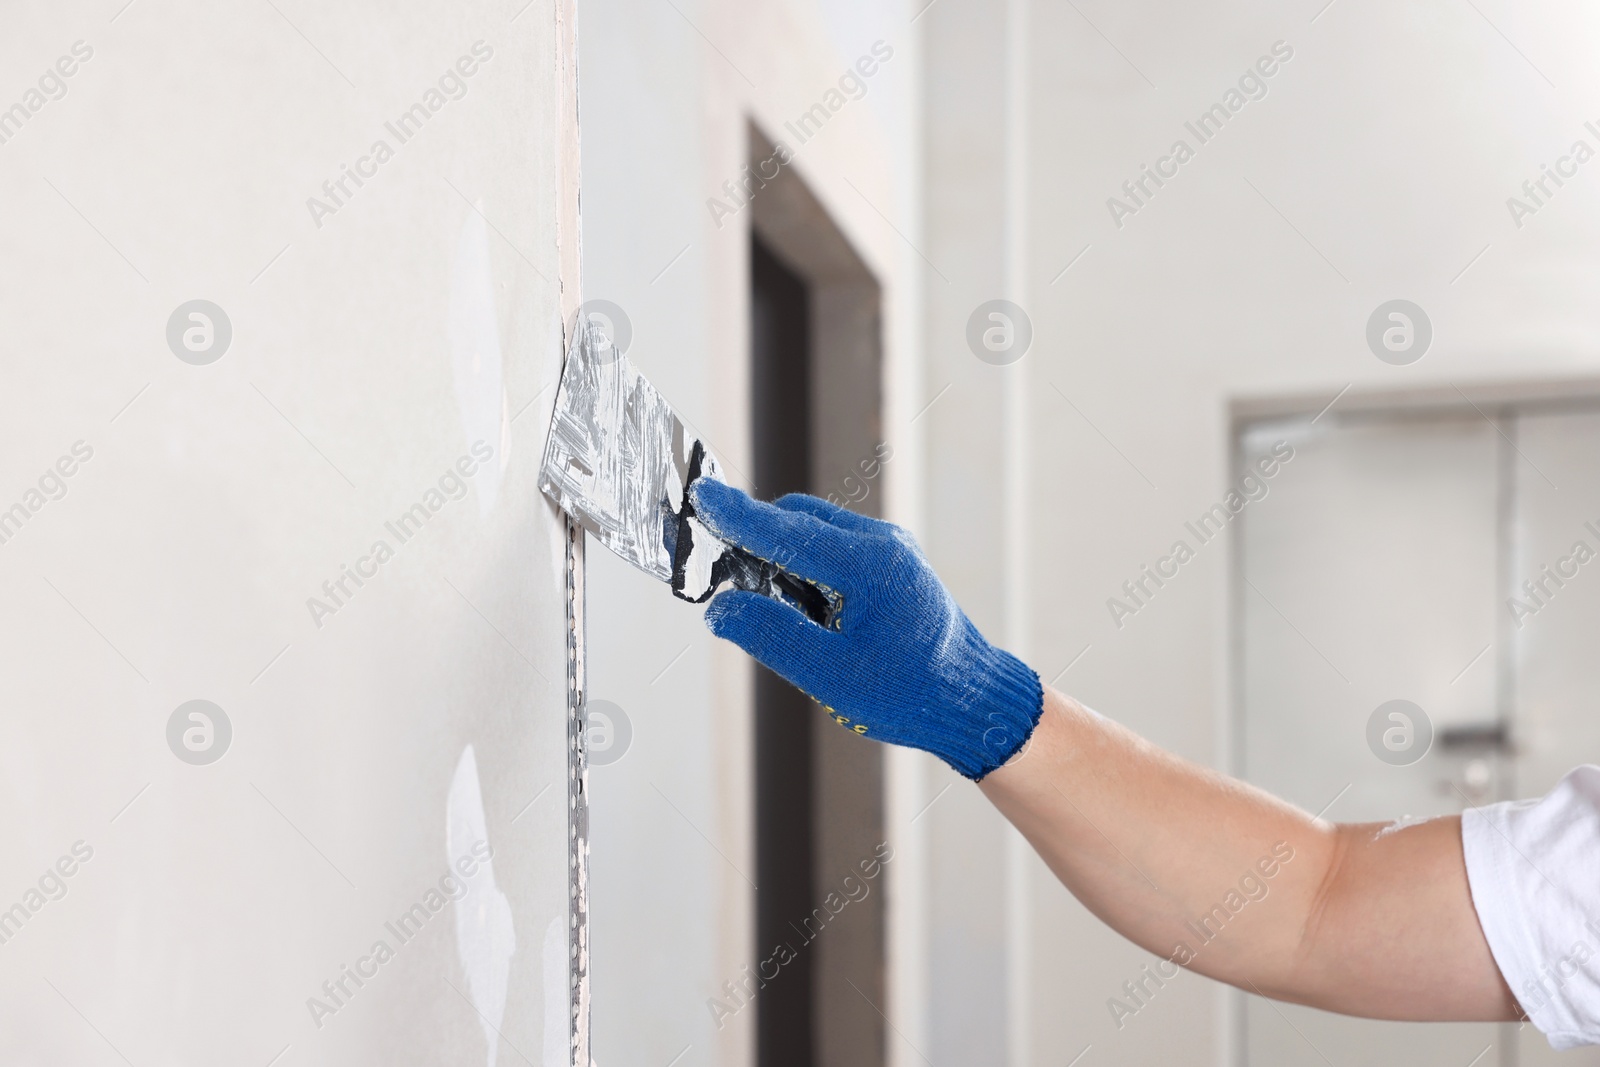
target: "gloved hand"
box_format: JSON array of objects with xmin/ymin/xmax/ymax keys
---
[{"xmin": 689, "ymin": 479, "xmax": 1043, "ymax": 780}]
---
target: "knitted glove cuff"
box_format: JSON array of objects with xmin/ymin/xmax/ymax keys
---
[{"xmin": 941, "ymin": 648, "xmax": 1044, "ymax": 781}]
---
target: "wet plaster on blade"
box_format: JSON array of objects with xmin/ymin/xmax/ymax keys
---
[
  {"xmin": 538, "ymin": 322, "xmax": 690, "ymax": 581},
  {"xmin": 677, "ymin": 513, "xmax": 722, "ymax": 600},
  {"xmin": 447, "ymin": 745, "xmax": 517, "ymax": 1065},
  {"xmin": 538, "ymin": 324, "xmax": 842, "ymax": 626}
]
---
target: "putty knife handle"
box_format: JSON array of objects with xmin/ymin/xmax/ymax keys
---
[{"xmin": 719, "ymin": 544, "xmax": 841, "ymax": 630}]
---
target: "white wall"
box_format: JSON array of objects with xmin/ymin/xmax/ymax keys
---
[{"xmin": 0, "ymin": 2, "xmax": 578, "ymax": 1063}]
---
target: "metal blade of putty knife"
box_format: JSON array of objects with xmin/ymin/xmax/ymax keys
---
[{"xmin": 538, "ymin": 319, "xmax": 841, "ymax": 628}]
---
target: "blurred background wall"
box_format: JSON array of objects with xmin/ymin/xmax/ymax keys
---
[
  {"xmin": 578, "ymin": 4, "xmax": 930, "ymax": 1066},
  {"xmin": 583, "ymin": 1, "xmax": 1600, "ymax": 1066}
]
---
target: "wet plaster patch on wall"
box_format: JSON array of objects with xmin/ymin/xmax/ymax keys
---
[{"xmin": 447, "ymin": 745, "xmax": 517, "ymax": 1065}]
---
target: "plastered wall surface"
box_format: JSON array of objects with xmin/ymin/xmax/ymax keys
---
[{"xmin": 0, "ymin": 1, "xmax": 577, "ymax": 1062}]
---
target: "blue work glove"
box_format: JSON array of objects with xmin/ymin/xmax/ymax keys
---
[{"xmin": 689, "ymin": 479, "xmax": 1043, "ymax": 780}]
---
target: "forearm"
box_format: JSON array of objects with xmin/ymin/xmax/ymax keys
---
[{"xmin": 980, "ymin": 686, "xmax": 1518, "ymax": 1020}]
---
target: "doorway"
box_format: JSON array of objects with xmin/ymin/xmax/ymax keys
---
[{"xmin": 747, "ymin": 125, "xmax": 886, "ymax": 1067}]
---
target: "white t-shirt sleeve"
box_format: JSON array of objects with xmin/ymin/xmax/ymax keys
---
[{"xmin": 1462, "ymin": 765, "xmax": 1600, "ymax": 1049}]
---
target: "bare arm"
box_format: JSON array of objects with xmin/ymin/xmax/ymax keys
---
[
  {"xmin": 980, "ymin": 685, "xmax": 1520, "ymax": 1021},
  {"xmin": 686, "ymin": 485, "xmax": 1518, "ymax": 1018}
]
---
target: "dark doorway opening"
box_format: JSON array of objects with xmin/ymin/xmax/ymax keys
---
[
  {"xmin": 746, "ymin": 123, "xmax": 885, "ymax": 1067},
  {"xmin": 750, "ymin": 234, "xmax": 817, "ymax": 1067}
]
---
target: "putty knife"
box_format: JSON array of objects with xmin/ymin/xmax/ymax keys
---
[{"xmin": 538, "ymin": 319, "xmax": 839, "ymax": 628}]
